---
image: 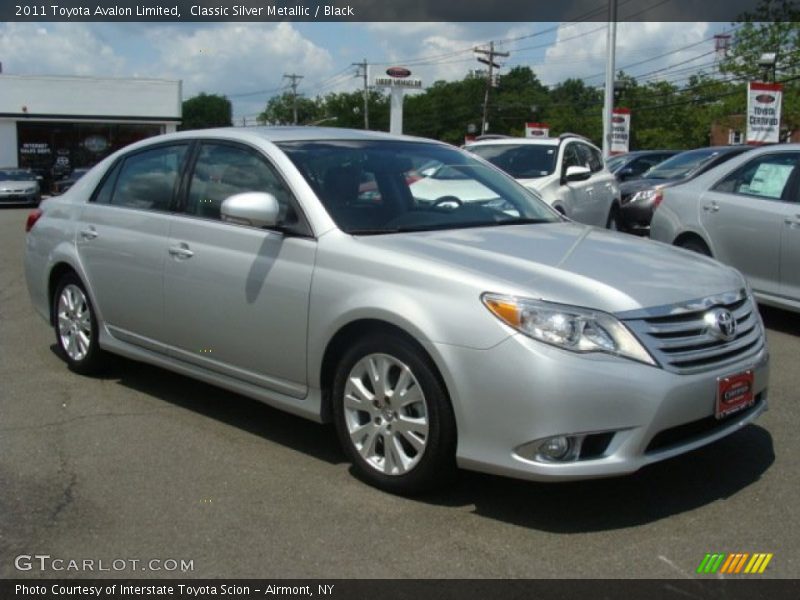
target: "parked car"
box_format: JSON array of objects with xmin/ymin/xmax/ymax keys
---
[
  {"xmin": 651, "ymin": 144, "xmax": 800, "ymax": 313},
  {"xmin": 0, "ymin": 167, "xmax": 41, "ymax": 206},
  {"xmin": 606, "ymin": 150, "xmax": 680, "ymax": 182},
  {"xmin": 52, "ymin": 167, "xmax": 91, "ymax": 195},
  {"xmin": 465, "ymin": 135, "xmax": 622, "ymax": 229},
  {"xmin": 25, "ymin": 127, "xmax": 768, "ymax": 494},
  {"xmin": 618, "ymin": 146, "xmax": 753, "ymax": 235}
]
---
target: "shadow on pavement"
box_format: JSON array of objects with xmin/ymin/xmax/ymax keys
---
[
  {"xmin": 760, "ymin": 305, "xmax": 800, "ymax": 336},
  {"xmin": 56, "ymin": 346, "xmax": 775, "ymax": 533}
]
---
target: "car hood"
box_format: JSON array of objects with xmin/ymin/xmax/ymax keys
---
[
  {"xmin": 0, "ymin": 179, "xmax": 37, "ymax": 189},
  {"xmin": 355, "ymin": 222, "xmax": 743, "ymax": 314}
]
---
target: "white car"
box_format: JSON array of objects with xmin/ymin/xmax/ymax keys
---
[{"xmin": 465, "ymin": 135, "xmax": 621, "ymax": 229}]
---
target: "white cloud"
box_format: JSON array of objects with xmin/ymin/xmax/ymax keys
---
[
  {"xmin": 0, "ymin": 23, "xmax": 126, "ymax": 77},
  {"xmin": 147, "ymin": 22, "xmax": 335, "ymax": 117},
  {"xmin": 531, "ymin": 22, "xmax": 712, "ymax": 87}
]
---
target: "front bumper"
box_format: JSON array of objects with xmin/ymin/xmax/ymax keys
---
[
  {"xmin": 435, "ymin": 333, "xmax": 769, "ymax": 481},
  {"xmin": 619, "ymin": 198, "xmax": 656, "ymax": 235},
  {"xmin": 0, "ymin": 192, "xmax": 39, "ymax": 205}
]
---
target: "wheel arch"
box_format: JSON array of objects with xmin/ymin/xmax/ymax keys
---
[
  {"xmin": 673, "ymin": 230, "xmax": 713, "ymax": 256},
  {"xmin": 318, "ymin": 318, "xmax": 453, "ymax": 425}
]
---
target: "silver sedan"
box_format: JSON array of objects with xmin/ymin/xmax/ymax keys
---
[
  {"xmin": 24, "ymin": 127, "xmax": 769, "ymax": 494},
  {"xmin": 651, "ymin": 144, "xmax": 800, "ymax": 314}
]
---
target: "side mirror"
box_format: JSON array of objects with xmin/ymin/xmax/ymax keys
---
[
  {"xmin": 564, "ymin": 165, "xmax": 592, "ymax": 183},
  {"xmin": 221, "ymin": 192, "xmax": 280, "ymax": 229}
]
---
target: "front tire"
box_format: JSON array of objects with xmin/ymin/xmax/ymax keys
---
[
  {"xmin": 53, "ymin": 273, "xmax": 106, "ymax": 375},
  {"xmin": 332, "ymin": 333, "xmax": 456, "ymax": 494}
]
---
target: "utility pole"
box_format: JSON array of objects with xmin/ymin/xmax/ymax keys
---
[
  {"xmin": 602, "ymin": 0, "xmax": 618, "ymax": 158},
  {"xmin": 283, "ymin": 73, "xmax": 304, "ymax": 125},
  {"xmin": 475, "ymin": 42, "xmax": 509, "ymax": 135},
  {"xmin": 352, "ymin": 59, "xmax": 369, "ymax": 129}
]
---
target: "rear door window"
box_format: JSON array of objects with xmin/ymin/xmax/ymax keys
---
[{"xmin": 107, "ymin": 144, "xmax": 188, "ymax": 211}]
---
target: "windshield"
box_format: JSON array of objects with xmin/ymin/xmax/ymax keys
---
[
  {"xmin": 605, "ymin": 155, "xmax": 627, "ymax": 173},
  {"xmin": 0, "ymin": 169, "xmax": 36, "ymax": 182},
  {"xmin": 467, "ymin": 143, "xmax": 558, "ymax": 178},
  {"xmin": 643, "ymin": 149, "xmax": 719, "ymax": 180},
  {"xmin": 277, "ymin": 140, "xmax": 560, "ymax": 234}
]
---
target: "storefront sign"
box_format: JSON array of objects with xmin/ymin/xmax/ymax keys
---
[
  {"xmin": 747, "ymin": 82, "xmax": 782, "ymax": 144},
  {"xmin": 20, "ymin": 142, "xmax": 51, "ymax": 155},
  {"xmin": 524, "ymin": 122, "xmax": 550, "ymax": 138},
  {"xmin": 610, "ymin": 108, "xmax": 631, "ymax": 154}
]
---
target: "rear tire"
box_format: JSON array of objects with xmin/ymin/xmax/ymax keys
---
[
  {"xmin": 52, "ymin": 273, "xmax": 106, "ymax": 375},
  {"xmin": 677, "ymin": 238, "xmax": 711, "ymax": 257},
  {"xmin": 332, "ymin": 333, "xmax": 457, "ymax": 495}
]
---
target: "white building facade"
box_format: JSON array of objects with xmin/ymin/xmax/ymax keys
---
[{"xmin": 0, "ymin": 74, "xmax": 181, "ymax": 189}]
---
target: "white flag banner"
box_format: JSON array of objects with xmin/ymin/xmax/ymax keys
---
[
  {"xmin": 610, "ymin": 108, "xmax": 630, "ymax": 154},
  {"xmin": 747, "ymin": 82, "xmax": 782, "ymax": 144}
]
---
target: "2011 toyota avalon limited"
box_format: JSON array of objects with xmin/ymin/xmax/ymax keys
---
[{"xmin": 24, "ymin": 127, "xmax": 769, "ymax": 494}]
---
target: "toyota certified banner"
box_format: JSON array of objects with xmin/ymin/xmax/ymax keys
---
[
  {"xmin": 524, "ymin": 122, "xmax": 550, "ymax": 138},
  {"xmin": 610, "ymin": 108, "xmax": 631, "ymax": 154},
  {"xmin": 747, "ymin": 82, "xmax": 783, "ymax": 144}
]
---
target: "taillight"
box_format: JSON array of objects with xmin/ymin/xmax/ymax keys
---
[
  {"xmin": 25, "ymin": 209, "xmax": 43, "ymax": 233},
  {"xmin": 652, "ymin": 191, "xmax": 664, "ymax": 209}
]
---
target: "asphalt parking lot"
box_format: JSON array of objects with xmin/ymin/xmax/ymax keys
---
[{"xmin": 0, "ymin": 205, "xmax": 798, "ymax": 579}]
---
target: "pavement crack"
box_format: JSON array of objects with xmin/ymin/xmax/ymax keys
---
[{"xmin": 49, "ymin": 471, "xmax": 77, "ymax": 523}]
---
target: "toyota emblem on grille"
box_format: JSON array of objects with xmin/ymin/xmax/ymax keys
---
[{"xmin": 705, "ymin": 308, "xmax": 737, "ymax": 341}]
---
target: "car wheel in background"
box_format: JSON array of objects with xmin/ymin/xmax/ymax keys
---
[
  {"xmin": 332, "ymin": 333, "xmax": 457, "ymax": 494},
  {"xmin": 53, "ymin": 273, "xmax": 107, "ymax": 375},
  {"xmin": 606, "ymin": 205, "xmax": 621, "ymax": 231},
  {"xmin": 677, "ymin": 238, "xmax": 712, "ymax": 257}
]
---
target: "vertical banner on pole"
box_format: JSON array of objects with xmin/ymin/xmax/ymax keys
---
[
  {"xmin": 524, "ymin": 122, "xmax": 550, "ymax": 138},
  {"xmin": 610, "ymin": 108, "xmax": 631, "ymax": 154},
  {"xmin": 747, "ymin": 82, "xmax": 783, "ymax": 144}
]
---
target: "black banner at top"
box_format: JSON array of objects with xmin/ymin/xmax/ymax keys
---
[{"xmin": 1, "ymin": 0, "xmax": 788, "ymax": 23}]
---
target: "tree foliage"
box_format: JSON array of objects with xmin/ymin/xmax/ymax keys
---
[{"xmin": 180, "ymin": 93, "xmax": 232, "ymax": 131}]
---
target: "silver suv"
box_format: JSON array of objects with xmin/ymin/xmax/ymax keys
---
[
  {"xmin": 465, "ymin": 135, "xmax": 621, "ymax": 229},
  {"xmin": 24, "ymin": 127, "xmax": 768, "ymax": 494}
]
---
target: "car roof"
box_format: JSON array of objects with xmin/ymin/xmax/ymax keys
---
[
  {"xmin": 466, "ymin": 137, "xmax": 561, "ymax": 147},
  {"xmin": 160, "ymin": 126, "xmax": 443, "ymax": 144}
]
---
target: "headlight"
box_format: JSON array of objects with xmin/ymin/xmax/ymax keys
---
[
  {"xmin": 482, "ymin": 293, "xmax": 656, "ymax": 366},
  {"xmin": 630, "ymin": 188, "xmax": 662, "ymax": 204}
]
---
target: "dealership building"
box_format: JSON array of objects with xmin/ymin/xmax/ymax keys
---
[{"xmin": 0, "ymin": 74, "xmax": 181, "ymax": 189}]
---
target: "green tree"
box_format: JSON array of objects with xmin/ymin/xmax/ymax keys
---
[
  {"xmin": 258, "ymin": 92, "xmax": 321, "ymax": 125},
  {"xmin": 180, "ymin": 93, "xmax": 232, "ymax": 130}
]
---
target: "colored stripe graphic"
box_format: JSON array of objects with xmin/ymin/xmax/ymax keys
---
[{"xmin": 698, "ymin": 553, "xmax": 774, "ymax": 574}]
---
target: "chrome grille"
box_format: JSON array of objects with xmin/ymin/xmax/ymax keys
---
[{"xmin": 623, "ymin": 291, "xmax": 765, "ymax": 374}]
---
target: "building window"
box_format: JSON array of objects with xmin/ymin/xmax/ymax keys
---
[{"xmin": 728, "ymin": 130, "xmax": 743, "ymax": 145}]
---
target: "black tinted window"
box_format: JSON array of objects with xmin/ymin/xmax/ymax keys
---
[
  {"xmin": 713, "ymin": 153, "xmax": 798, "ymax": 201},
  {"xmin": 92, "ymin": 161, "xmax": 121, "ymax": 205},
  {"xmin": 578, "ymin": 144, "xmax": 603, "ymax": 172},
  {"xmin": 110, "ymin": 145, "xmax": 187, "ymax": 211},
  {"xmin": 468, "ymin": 144, "xmax": 557, "ymax": 178},
  {"xmin": 563, "ymin": 144, "xmax": 582, "ymax": 170},
  {"xmin": 186, "ymin": 143, "xmax": 295, "ymax": 222}
]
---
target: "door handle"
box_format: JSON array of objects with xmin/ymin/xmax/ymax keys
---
[
  {"xmin": 79, "ymin": 227, "xmax": 98, "ymax": 240},
  {"xmin": 702, "ymin": 202, "xmax": 720, "ymax": 213},
  {"xmin": 168, "ymin": 243, "xmax": 194, "ymax": 259},
  {"xmin": 785, "ymin": 214, "xmax": 800, "ymax": 227}
]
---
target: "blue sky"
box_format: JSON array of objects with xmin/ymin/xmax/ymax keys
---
[{"xmin": 0, "ymin": 21, "xmax": 733, "ymax": 121}]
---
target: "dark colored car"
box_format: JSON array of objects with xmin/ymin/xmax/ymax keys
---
[
  {"xmin": 606, "ymin": 150, "xmax": 679, "ymax": 182},
  {"xmin": 52, "ymin": 168, "xmax": 91, "ymax": 195},
  {"xmin": 619, "ymin": 146, "xmax": 753, "ymax": 235}
]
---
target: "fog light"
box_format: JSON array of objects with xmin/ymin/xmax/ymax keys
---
[{"xmin": 538, "ymin": 436, "xmax": 572, "ymax": 461}]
